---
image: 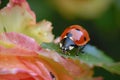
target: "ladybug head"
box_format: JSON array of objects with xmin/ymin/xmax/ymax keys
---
[{"xmin": 59, "ymin": 33, "xmax": 76, "ymax": 52}]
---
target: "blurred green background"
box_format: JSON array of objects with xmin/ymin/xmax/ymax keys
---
[{"xmin": 0, "ymin": 0, "xmax": 120, "ymax": 80}]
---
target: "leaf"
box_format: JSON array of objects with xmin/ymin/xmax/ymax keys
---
[
  {"xmin": 102, "ymin": 62, "xmax": 120, "ymax": 75},
  {"xmin": 78, "ymin": 44, "xmax": 114, "ymax": 65},
  {"xmin": 41, "ymin": 43, "xmax": 120, "ymax": 75}
]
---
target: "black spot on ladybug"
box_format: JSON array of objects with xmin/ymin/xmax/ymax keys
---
[
  {"xmin": 84, "ymin": 37, "xmax": 86, "ymax": 41},
  {"xmin": 76, "ymin": 29, "xmax": 80, "ymax": 31},
  {"xmin": 66, "ymin": 33, "xmax": 72, "ymax": 37}
]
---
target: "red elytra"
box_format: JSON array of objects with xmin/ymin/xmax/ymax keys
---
[{"xmin": 60, "ymin": 25, "xmax": 90, "ymax": 46}]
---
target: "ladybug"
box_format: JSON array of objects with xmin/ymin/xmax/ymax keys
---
[{"xmin": 59, "ymin": 25, "xmax": 90, "ymax": 55}]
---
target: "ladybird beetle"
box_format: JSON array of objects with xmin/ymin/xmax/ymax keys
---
[{"xmin": 59, "ymin": 25, "xmax": 90, "ymax": 55}]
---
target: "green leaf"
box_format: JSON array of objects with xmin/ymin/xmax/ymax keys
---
[
  {"xmin": 41, "ymin": 43, "xmax": 120, "ymax": 75},
  {"xmin": 102, "ymin": 62, "xmax": 120, "ymax": 75},
  {"xmin": 78, "ymin": 44, "xmax": 114, "ymax": 65}
]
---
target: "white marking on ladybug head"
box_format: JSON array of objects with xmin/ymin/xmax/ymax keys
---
[
  {"xmin": 64, "ymin": 36, "xmax": 67, "ymax": 38},
  {"xmin": 61, "ymin": 46, "xmax": 67, "ymax": 51},
  {"xmin": 69, "ymin": 46, "xmax": 74, "ymax": 50},
  {"xmin": 59, "ymin": 43, "xmax": 62, "ymax": 48},
  {"xmin": 69, "ymin": 37, "xmax": 73, "ymax": 41}
]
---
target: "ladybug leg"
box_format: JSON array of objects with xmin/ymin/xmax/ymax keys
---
[
  {"xmin": 76, "ymin": 45, "xmax": 86, "ymax": 56},
  {"xmin": 80, "ymin": 46, "xmax": 85, "ymax": 53},
  {"xmin": 75, "ymin": 46, "xmax": 80, "ymax": 56},
  {"xmin": 81, "ymin": 44, "xmax": 88, "ymax": 53}
]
